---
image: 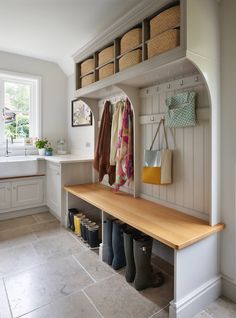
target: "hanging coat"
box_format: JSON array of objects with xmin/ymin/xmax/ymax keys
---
[
  {"xmin": 115, "ymin": 98, "xmax": 134, "ymax": 190},
  {"xmin": 93, "ymin": 101, "xmax": 115, "ymax": 185},
  {"xmin": 110, "ymin": 100, "xmax": 125, "ymax": 166}
]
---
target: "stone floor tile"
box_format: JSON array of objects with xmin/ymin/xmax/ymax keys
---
[
  {"xmin": 74, "ymin": 250, "xmax": 115, "ymax": 282},
  {"xmin": 22, "ymin": 291, "xmax": 101, "ymax": 318},
  {"xmin": 30, "ymin": 220, "xmax": 63, "ymax": 239},
  {"xmin": 84, "ymin": 273, "xmax": 163, "ymax": 318},
  {"xmin": 0, "ymin": 215, "xmax": 37, "ymax": 232},
  {"xmin": 0, "ymin": 226, "xmax": 37, "ymax": 250},
  {"xmin": 32, "ymin": 212, "xmax": 57, "ymax": 223},
  {"xmin": 205, "ymin": 296, "xmax": 236, "ymax": 318},
  {"xmin": 0, "ymin": 244, "xmax": 41, "ymax": 277},
  {"xmin": 0, "ymin": 278, "xmax": 12, "ymax": 318},
  {"xmin": 32, "ymin": 232, "xmax": 86, "ymax": 260},
  {"xmin": 194, "ymin": 310, "xmax": 213, "ymax": 318},
  {"xmin": 150, "ymin": 307, "xmax": 169, "ymax": 318},
  {"xmin": 5, "ymin": 256, "xmax": 93, "ymax": 318}
]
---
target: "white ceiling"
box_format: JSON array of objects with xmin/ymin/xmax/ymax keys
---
[{"xmin": 0, "ymin": 0, "xmax": 140, "ymax": 75}]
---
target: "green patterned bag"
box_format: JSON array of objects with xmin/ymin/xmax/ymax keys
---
[{"xmin": 165, "ymin": 91, "xmax": 197, "ymax": 128}]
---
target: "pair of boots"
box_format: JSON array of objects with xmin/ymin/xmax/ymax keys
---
[
  {"xmin": 104, "ymin": 219, "xmax": 126, "ymax": 270},
  {"xmin": 124, "ymin": 228, "xmax": 164, "ymax": 291}
]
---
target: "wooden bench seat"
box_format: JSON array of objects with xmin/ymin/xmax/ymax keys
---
[{"xmin": 64, "ymin": 183, "xmax": 224, "ymax": 250}]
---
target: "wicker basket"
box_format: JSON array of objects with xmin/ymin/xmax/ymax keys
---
[
  {"xmin": 150, "ymin": 5, "xmax": 180, "ymax": 38},
  {"xmin": 99, "ymin": 63, "xmax": 114, "ymax": 80},
  {"xmin": 98, "ymin": 46, "xmax": 114, "ymax": 66},
  {"xmin": 120, "ymin": 28, "xmax": 142, "ymax": 54},
  {"xmin": 81, "ymin": 58, "xmax": 95, "ymax": 76},
  {"xmin": 119, "ymin": 49, "xmax": 142, "ymax": 71},
  {"xmin": 147, "ymin": 29, "xmax": 180, "ymax": 59},
  {"xmin": 81, "ymin": 73, "xmax": 95, "ymax": 87}
]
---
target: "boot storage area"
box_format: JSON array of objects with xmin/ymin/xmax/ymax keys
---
[{"xmin": 65, "ymin": 1, "xmax": 224, "ymax": 318}]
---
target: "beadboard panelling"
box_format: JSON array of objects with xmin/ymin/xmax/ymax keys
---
[{"xmin": 140, "ymin": 77, "xmax": 210, "ymax": 217}]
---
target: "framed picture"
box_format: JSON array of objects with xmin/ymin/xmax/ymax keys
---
[{"xmin": 71, "ymin": 99, "xmax": 92, "ymax": 127}]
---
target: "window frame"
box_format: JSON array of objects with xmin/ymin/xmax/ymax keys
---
[{"xmin": 0, "ymin": 70, "xmax": 41, "ymax": 146}]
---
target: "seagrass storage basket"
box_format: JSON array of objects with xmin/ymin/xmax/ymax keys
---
[
  {"xmin": 81, "ymin": 58, "xmax": 95, "ymax": 76},
  {"xmin": 150, "ymin": 5, "xmax": 180, "ymax": 38},
  {"xmin": 120, "ymin": 28, "xmax": 142, "ymax": 54},
  {"xmin": 98, "ymin": 45, "xmax": 114, "ymax": 66},
  {"xmin": 119, "ymin": 49, "xmax": 142, "ymax": 71},
  {"xmin": 81, "ymin": 73, "xmax": 95, "ymax": 87},
  {"xmin": 99, "ymin": 63, "xmax": 114, "ymax": 80},
  {"xmin": 147, "ymin": 29, "xmax": 180, "ymax": 58}
]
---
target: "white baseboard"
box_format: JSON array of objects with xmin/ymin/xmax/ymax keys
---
[
  {"xmin": 169, "ymin": 276, "xmax": 221, "ymax": 318},
  {"xmin": 222, "ymin": 275, "xmax": 236, "ymax": 303},
  {"xmin": 0, "ymin": 206, "xmax": 48, "ymax": 220}
]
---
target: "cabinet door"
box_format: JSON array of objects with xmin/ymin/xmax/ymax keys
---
[
  {"xmin": 0, "ymin": 182, "xmax": 11, "ymax": 211},
  {"xmin": 46, "ymin": 163, "xmax": 61, "ymax": 218},
  {"xmin": 12, "ymin": 178, "xmax": 44, "ymax": 208}
]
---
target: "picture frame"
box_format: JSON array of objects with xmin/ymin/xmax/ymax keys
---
[{"xmin": 71, "ymin": 99, "xmax": 92, "ymax": 127}]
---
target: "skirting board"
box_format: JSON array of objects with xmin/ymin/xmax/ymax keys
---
[
  {"xmin": 222, "ymin": 275, "xmax": 236, "ymax": 303},
  {"xmin": 0, "ymin": 205, "xmax": 48, "ymax": 220},
  {"xmin": 169, "ymin": 276, "xmax": 221, "ymax": 318}
]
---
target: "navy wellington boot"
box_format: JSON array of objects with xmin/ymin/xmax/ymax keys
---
[{"xmin": 112, "ymin": 220, "xmax": 126, "ymax": 270}]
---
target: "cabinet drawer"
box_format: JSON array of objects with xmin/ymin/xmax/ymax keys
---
[{"xmin": 12, "ymin": 178, "xmax": 44, "ymax": 208}]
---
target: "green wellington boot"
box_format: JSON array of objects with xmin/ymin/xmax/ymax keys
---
[
  {"xmin": 123, "ymin": 228, "xmax": 141, "ymax": 282},
  {"xmin": 133, "ymin": 236, "xmax": 164, "ymax": 291}
]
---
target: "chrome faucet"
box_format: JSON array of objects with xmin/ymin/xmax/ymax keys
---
[{"xmin": 5, "ymin": 139, "xmax": 11, "ymax": 157}]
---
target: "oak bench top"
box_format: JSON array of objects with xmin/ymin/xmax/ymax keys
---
[{"xmin": 64, "ymin": 183, "xmax": 224, "ymax": 250}]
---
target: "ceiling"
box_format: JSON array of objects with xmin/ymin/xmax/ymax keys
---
[{"xmin": 0, "ymin": 0, "xmax": 141, "ymax": 75}]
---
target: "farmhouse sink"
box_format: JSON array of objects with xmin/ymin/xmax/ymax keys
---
[{"xmin": 0, "ymin": 156, "xmax": 38, "ymax": 178}]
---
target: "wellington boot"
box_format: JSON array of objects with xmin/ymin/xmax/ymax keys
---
[
  {"xmin": 123, "ymin": 228, "xmax": 141, "ymax": 282},
  {"xmin": 103, "ymin": 218, "xmax": 115, "ymax": 265},
  {"xmin": 134, "ymin": 236, "xmax": 164, "ymax": 291},
  {"xmin": 112, "ymin": 220, "xmax": 126, "ymax": 270}
]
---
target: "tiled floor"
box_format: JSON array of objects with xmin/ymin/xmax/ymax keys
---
[{"xmin": 0, "ymin": 213, "xmax": 235, "ymax": 318}]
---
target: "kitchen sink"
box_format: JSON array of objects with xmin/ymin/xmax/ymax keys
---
[{"xmin": 0, "ymin": 156, "xmax": 38, "ymax": 178}]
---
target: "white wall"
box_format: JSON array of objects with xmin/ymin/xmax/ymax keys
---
[
  {"xmin": 67, "ymin": 75, "xmax": 94, "ymax": 157},
  {"xmin": 220, "ymin": 0, "xmax": 236, "ymax": 302},
  {"xmin": 0, "ymin": 50, "xmax": 67, "ymax": 148}
]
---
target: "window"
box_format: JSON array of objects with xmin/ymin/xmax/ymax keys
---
[{"xmin": 0, "ymin": 71, "xmax": 41, "ymax": 145}]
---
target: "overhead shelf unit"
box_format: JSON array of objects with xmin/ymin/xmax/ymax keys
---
[{"xmin": 72, "ymin": 1, "xmax": 221, "ymax": 317}]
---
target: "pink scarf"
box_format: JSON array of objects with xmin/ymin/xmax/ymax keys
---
[{"xmin": 115, "ymin": 98, "xmax": 133, "ymax": 190}]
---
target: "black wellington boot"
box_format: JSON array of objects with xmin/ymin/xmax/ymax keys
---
[
  {"xmin": 112, "ymin": 220, "xmax": 126, "ymax": 270},
  {"xmin": 133, "ymin": 236, "xmax": 164, "ymax": 291},
  {"xmin": 123, "ymin": 228, "xmax": 141, "ymax": 282},
  {"xmin": 103, "ymin": 218, "xmax": 115, "ymax": 265},
  {"xmin": 68, "ymin": 208, "xmax": 78, "ymax": 231}
]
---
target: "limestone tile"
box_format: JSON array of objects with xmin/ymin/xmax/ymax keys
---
[
  {"xmin": 30, "ymin": 220, "xmax": 64, "ymax": 239},
  {"xmin": 32, "ymin": 232, "xmax": 87, "ymax": 260},
  {"xmin": 22, "ymin": 291, "xmax": 101, "ymax": 318},
  {"xmin": 0, "ymin": 226, "xmax": 37, "ymax": 250},
  {"xmin": 194, "ymin": 310, "xmax": 213, "ymax": 318},
  {"xmin": 5, "ymin": 256, "xmax": 93, "ymax": 318},
  {"xmin": 0, "ymin": 244, "xmax": 42, "ymax": 277},
  {"xmin": 84, "ymin": 273, "xmax": 162, "ymax": 318},
  {"xmin": 74, "ymin": 250, "xmax": 115, "ymax": 282},
  {"xmin": 0, "ymin": 278, "xmax": 11, "ymax": 318},
  {"xmin": 151, "ymin": 307, "xmax": 169, "ymax": 318},
  {"xmin": 0, "ymin": 215, "xmax": 37, "ymax": 232},
  {"xmin": 205, "ymin": 297, "xmax": 236, "ymax": 318},
  {"xmin": 32, "ymin": 212, "xmax": 57, "ymax": 223}
]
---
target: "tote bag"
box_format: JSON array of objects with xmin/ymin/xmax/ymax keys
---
[
  {"xmin": 142, "ymin": 118, "xmax": 172, "ymax": 185},
  {"xmin": 165, "ymin": 91, "xmax": 197, "ymax": 128}
]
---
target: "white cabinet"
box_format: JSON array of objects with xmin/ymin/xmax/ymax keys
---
[
  {"xmin": 0, "ymin": 177, "xmax": 45, "ymax": 213},
  {"xmin": 46, "ymin": 162, "xmax": 61, "ymax": 219},
  {"xmin": 0, "ymin": 182, "xmax": 11, "ymax": 210},
  {"xmin": 12, "ymin": 178, "xmax": 44, "ymax": 208}
]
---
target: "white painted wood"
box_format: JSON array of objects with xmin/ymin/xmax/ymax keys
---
[
  {"xmin": 0, "ymin": 182, "xmax": 11, "ymax": 211},
  {"xmin": 11, "ymin": 178, "xmax": 44, "ymax": 208},
  {"xmin": 46, "ymin": 162, "xmax": 61, "ymax": 219},
  {"xmin": 170, "ymin": 234, "xmax": 221, "ymax": 318}
]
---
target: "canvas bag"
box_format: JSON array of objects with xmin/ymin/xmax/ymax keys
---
[
  {"xmin": 142, "ymin": 118, "xmax": 172, "ymax": 185},
  {"xmin": 165, "ymin": 91, "xmax": 197, "ymax": 128}
]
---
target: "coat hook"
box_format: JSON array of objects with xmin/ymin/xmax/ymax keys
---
[
  {"xmin": 146, "ymin": 89, "xmax": 149, "ymax": 94},
  {"xmin": 179, "ymin": 80, "xmax": 184, "ymax": 86},
  {"xmin": 167, "ymin": 83, "xmax": 171, "ymax": 89},
  {"xmin": 150, "ymin": 116, "xmax": 155, "ymax": 122},
  {"xmin": 194, "ymin": 76, "xmax": 199, "ymax": 82}
]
